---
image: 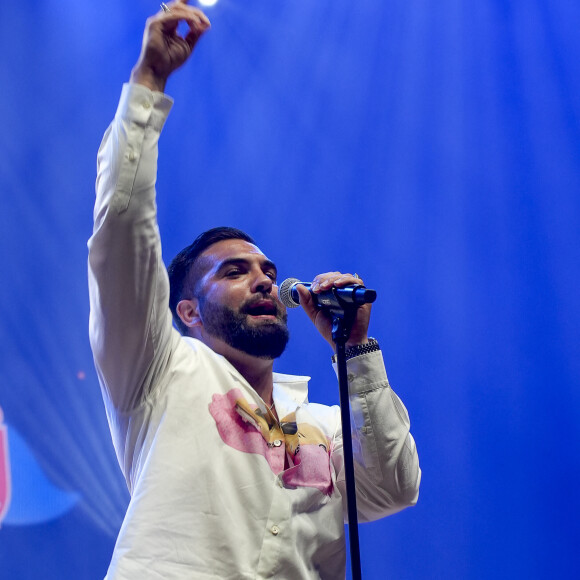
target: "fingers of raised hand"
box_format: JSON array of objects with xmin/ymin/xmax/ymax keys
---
[
  {"xmin": 310, "ymin": 272, "xmax": 364, "ymax": 293},
  {"xmin": 154, "ymin": 2, "xmax": 211, "ymax": 29},
  {"xmin": 148, "ymin": 3, "xmax": 210, "ymax": 56}
]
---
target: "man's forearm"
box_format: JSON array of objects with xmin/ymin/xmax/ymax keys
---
[
  {"xmin": 89, "ymin": 84, "xmax": 174, "ymax": 412},
  {"xmin": 333, "ymin": 350, "xmax": 421, "ymax": 521}
]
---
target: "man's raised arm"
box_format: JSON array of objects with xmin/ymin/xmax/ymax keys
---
[{"xmin": 88, "ymin": 2, "xmax": 210, "ymax": 413}]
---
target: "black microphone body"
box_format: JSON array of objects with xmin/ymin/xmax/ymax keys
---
[{"xmin": 279, "ymin": 278, "xmax": 377, "ymax": 310}]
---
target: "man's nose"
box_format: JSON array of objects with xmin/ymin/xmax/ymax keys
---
[{"xmin": 252, "ymin": 271, "xmax": 273, "ymax": 294}]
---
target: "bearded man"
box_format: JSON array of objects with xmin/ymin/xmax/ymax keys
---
[{"xmin": 88, "ymin": 2, "xmax": 420, "ymax": 578}]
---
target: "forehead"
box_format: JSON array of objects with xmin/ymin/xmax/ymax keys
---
[{"xmin": 199, "ymin": 239, "xmax": 271, "ymax": 268}]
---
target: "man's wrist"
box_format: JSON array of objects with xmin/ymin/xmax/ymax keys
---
[
  {"xmin": 332, "ymin": 338, "xmax": 380, "ymax": 363},
  {"xmin": 130, "ymin": 65, "xmax": 167, "ymax": 93}
]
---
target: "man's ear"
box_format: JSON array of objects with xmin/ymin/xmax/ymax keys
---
[{"xmin": 176, "ymin": 298, "xmax": 202, "ymax": 329}]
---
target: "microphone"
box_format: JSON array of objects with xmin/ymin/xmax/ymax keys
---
[{"xmin": 279, "ymin": 278, "xmax": 377, "ymax": 310}]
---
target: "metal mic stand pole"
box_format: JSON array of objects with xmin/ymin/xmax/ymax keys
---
[{"xmin": 331, "ymin": 308, "xmax": 362, "ymax": 580}]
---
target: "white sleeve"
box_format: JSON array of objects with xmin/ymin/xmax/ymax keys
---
[
  {"xmin": 88, "ymin": 83, "xmax": 177, "ymax": 413},
  {"xmin": 332, "ymin": 350, "xmax": 421, "ymax": 522}
]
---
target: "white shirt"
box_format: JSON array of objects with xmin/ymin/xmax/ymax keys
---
[{"xmin": 89, "ymin": 83, "xmax": 420, "ymax": 579}]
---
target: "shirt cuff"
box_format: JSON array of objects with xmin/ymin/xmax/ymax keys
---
[
  {"xmin": 115, "ymin": 83, "xmax": 174, "ymax": 132},
  {"xmin": 332, "ymin": 349, "xmax": 390, "ymax": 395}
]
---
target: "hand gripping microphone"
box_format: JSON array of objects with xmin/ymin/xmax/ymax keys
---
[{"xmin": 279, "ymin": 278, "xmax": 377, "ymax": 310}]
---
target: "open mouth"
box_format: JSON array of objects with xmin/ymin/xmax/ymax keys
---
[{"xmin": 245, "ymin": 300, "xmax": 278, "ymax": 318}]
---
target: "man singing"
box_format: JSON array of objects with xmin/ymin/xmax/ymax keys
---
[{"xmin": 88, "ymin": 2, "xmax": 420, "ymax": 578}]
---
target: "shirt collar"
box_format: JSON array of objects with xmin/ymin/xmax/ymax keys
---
[
  {"xmin": 183, "ymin": 337, "xmax": 310, "ymax": 407},
  {"xmin": 273, "ymin": 372, "xmax": 310, "ymax": 407}
]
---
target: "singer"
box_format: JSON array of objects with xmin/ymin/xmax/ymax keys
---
[{"xmin": 88, "ymin": 2, "xmax": 420, "ymax": 579}]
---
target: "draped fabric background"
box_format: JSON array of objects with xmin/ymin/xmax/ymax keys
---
[{"xmin": 1, "ymin": 0, "xmax": 578, "ymax": 578}]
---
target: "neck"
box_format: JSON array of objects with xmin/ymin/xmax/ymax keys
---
[
  {"xmin": 196, "ymin": 331, "xmax": 275, "ymax": 405},
  {"xmin": 228, "ymin": 354, "xmax": 275, "ymax": 403}
]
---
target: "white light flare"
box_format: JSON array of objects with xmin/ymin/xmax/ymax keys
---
[{"xmin": 198, "ymin": 0, "xmax": 219, "ymax": 7}]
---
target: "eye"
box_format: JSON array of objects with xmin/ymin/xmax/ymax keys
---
[
  {"xmin": 225, "ymin": 269, "xmax": 242, "ymax": 277},
  {"xmin": 266, "ymin": 271, "xmax": 277, "ymax": 281}
]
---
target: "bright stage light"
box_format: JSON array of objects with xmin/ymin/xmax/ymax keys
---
[{"xmin": 198, "ymin": 0, "xmax": 218, "ymax": 7}]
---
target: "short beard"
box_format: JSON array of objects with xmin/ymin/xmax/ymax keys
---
[{"xmin": 198, "ymin": 296, "xmax": 289, "ymax": 359}]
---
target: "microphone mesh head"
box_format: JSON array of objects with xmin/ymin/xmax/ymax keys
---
[{"xmin": 279, "ymin": 278, "xmax": 301, "ymax": 308}]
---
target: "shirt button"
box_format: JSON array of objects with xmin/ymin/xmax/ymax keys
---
[
  {"xmin": 347, "ymin": 373, "xmax": 355, "ymax": 382},
  {"xmin": 273, "ymin": 439, "xmax": 282, "ymax": 447},
  {"xmin": 142, "ymin": 101, "xmax": 151, "ymax": 109},
  {"xmin": 270, "ymin": 525, "xmax": 280, "ymax": 536},
  {"xmin": 128, "ymin": 151, "xmax": 137, "ymax": 162}
]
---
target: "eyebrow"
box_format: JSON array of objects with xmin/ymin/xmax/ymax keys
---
[{"xmin": 215, "ymin": 257, "xmax": 278, "ymax": 278}]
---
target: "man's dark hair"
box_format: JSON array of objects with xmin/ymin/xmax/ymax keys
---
[{"xmin": 167, "ymin": 226, "xmax": 256, "ymax": 335}]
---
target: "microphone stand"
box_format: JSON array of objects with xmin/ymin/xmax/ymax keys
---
[{"xmin": 330, "ymin": 305, "xmax": 363, "ymax": 580}]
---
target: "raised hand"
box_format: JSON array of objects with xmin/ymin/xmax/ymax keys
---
[{"xmin": 130, "ymin": 0, "xmax": 211, "ymax": 92}]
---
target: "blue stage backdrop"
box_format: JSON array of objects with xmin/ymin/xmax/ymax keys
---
[{"xmin": 1, "ymin": 0, "xmax": 579, "ymax": 578}]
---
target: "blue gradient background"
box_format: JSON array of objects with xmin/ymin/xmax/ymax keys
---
[{"xmin": 0, "ymin": 0, "xmax": 579, "ymax": 578}]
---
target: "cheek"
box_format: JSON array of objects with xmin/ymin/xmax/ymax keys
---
[{"xmin": 207, "ymin": 283, "xmax": 247, "ymax": 309}]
